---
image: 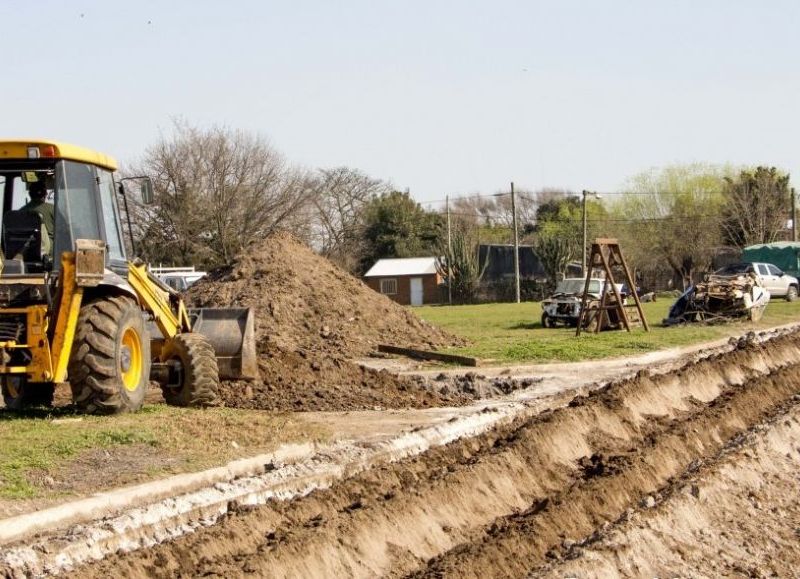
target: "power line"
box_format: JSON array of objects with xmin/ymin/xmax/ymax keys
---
[
  {"xmin": 438, "ymin": 210, "xmax": 721, "ymax": 222},
  {"xmin": 434, "ymin": 190, "xmax": 721, "ymax": 204}
]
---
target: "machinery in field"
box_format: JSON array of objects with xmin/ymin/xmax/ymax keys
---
[{"xmin": 0, "ymin": 140, "xmax": 256, "ymax": 413}]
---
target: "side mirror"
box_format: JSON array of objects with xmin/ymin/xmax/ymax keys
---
[{"xmin": 140, "ymin": 178, "xmax": 155, "ymax": 205}]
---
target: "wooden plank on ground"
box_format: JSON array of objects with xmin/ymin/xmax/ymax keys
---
[{"xmin": 377, "ymin": 345, "xmax": 479, "ymax": 367}]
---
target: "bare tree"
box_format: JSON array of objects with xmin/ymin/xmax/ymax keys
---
[
  {"xmin": 449, "ymin": 190, "xmax": 537, "ymax": 231},
  {"xmin": 489, "ymin": 187, "xmax": 537, "ymax": 231},
  {"xmin": 129, "ymin": 121, "xmax": 312, "ymax": 267},
  {"xmin": 307, "ymin": 167, "xmax": 392, "ymax": 271},
  {"xmin": 451, "ymin": 194, "xmax": 496, "ymax": 227}
]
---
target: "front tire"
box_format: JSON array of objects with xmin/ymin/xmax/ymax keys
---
[
  {"xmin": 786, "ymin": 285, "xmax": 798, "ymax": 302},
  {"xmin": 584, "ymin": 312, "xmax": 601, "ymax": 332},
  {"xmin": 160, "ymin": 333, "xmax": 220, "ymax": 408},
  {"xmin": 541, "ymin": 313, "xmax": 554, "ymax": 328},
  {"xmin": 69, "ymin": 296, "xmax": 150, "ymax": 414}
]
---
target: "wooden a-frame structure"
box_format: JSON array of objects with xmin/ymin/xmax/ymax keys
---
[{"xmin": 576, "ymin": 238, "xmax": 650, "ymax": 336}]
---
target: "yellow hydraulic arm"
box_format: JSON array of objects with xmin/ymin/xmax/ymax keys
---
[{"xmin": 127, "ymin": 261, "xmax": 192, "ymax": 339}]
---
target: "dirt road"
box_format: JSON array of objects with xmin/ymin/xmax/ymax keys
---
[{"xmin": 63, "ymin": 329, "xmax": 800, "ymax": 578}]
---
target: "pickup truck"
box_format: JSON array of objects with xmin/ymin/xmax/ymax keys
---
[
  {"xmin": 715, "ymin": 262, "xmax": 798, "ymax": 301},
  {"xmin": 541, "ymin": 278, "xmax": 626, "ymax": 328}
]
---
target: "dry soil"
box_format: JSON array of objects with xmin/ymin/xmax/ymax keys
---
[
  {"xmin": 187, "ymin": 233, "xmax": 473, "ymax": 412},
  {"xmin": 69, "ymin": 328, "xmax": 800, "ymax": 578}
]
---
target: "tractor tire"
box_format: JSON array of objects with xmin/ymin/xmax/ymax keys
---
[
  {"xmin": 786, "ymin": 285, "xmax": 798, "ymax": 302},
  {"xmin": 160, "ymin": 333, "xmax": 220, "ymax": 408},
  {"xmin": 68, "ymin": 295, "xmax": 150, "ymax": 415},
  {"xmin": 2, "ymin": 379, "xmax": 54, "ymax": 410}
]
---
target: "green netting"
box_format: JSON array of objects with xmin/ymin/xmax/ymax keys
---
[{"xmin": 742, "ymin": 242, "xmax": 800, "ymax": 275}]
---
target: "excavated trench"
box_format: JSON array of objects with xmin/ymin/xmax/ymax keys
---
[{"xmin": 60, "ymin": 331, "xmax": 800, "ymax": 579}]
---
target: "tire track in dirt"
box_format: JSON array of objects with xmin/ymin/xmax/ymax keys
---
[{"xmin": 65, "ymin": 333, "xmax": 800, "ymax": 579}]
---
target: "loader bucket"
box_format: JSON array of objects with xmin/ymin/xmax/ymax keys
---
[{"xmin": 188, "ymin": 308, "xmax": 257, "ymax": 381}]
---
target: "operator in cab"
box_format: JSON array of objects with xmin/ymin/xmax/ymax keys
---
[{"xmin": 21, "ymin": 180, "xmax": 55, "ymax": 254}]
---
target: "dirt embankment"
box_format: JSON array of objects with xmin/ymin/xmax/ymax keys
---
[
  {"xmin": 72, "ymin": 330, "xmax": 800, "ymax": 578},
  {"xmin": 187, "ymin": 233, "xmax": 472, "ymax": 412}
]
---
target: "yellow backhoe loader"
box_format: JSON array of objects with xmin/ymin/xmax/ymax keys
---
[{"xmin": 0, "ymin": 140, "xmax": 256, "ymax": 413}]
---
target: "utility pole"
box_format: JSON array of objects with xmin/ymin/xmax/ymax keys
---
[
  {"xmin": 511, "ymin": 182, "xmax": 520, "ymax": 303},
  {"xmin": 792, "ymin": 187, "xmax": 797, "ymax": 242},
  {"xmin": 582, "ymin": 190, "xmax": 603, "ymax": 275},
  {"xmin": 582, "ymin": 190, "xmax": 588, "ymax": 275},
  {"xmin": 446, "ymin": 194, "xmax": 453, "ymax": 305}
]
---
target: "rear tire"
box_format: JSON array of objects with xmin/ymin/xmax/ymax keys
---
[
  {"xmin": 160, "ymin": 333, "xmax": 220, "ymax": 408},
  {"xmin": 2, "ymin": 379, "xmax": 54, "ymax": 410},
  {"xmin": 69, "ymin": 296, "xmax": 150, "ymax": 414},
  {"xmin": 786, "ymin": 285, "xmax": 798, "ymax": 302}
]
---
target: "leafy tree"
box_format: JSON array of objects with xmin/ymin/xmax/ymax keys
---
[
  {"xmin": 306, "ymin": 166, "xmax": 392, "ymax": 272},
  {"xmin": 610, "ymin": 163, "xmax": 732, "ymax": 289},
  {"xmin": 359, "ymin": 191, "xmax": 443, "ymax": 272},
  {"xmin": 535, "ymin": 194, "xmax": 581, "ymax": 223},
  {"xmin": 720, "ymin": 166, "xmax": 791, "ymax": 248},
  {"xmin": 531, "ymin": 192, "xmax": 602, "ymax": 288}
]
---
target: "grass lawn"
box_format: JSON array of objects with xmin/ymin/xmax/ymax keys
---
[
  {"xmin": 0, "ymin": 403, "xmax": 328, "ymax": 502},
  {"xmin": 417, "ymin": 299, "xmax": 800, "ymax": 364}
]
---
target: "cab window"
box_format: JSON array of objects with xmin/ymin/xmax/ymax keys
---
[
  {"xmin": 0, "ymin": 175, "xmax": 40, "ymax": 212},
  {"xmin": 0, "ymin": 172, "xmax": 54, "ymax": 256},
  {"xmin": 767, "ymin": 264, "xmax": 782, "ymax": 276},
  {"xmin": 97, "ymin": 169, "xmax": 125, "ymax": 261},
  {"xmin": 54, "ymin": 161, "xmax": 103, "ymax": 259}
]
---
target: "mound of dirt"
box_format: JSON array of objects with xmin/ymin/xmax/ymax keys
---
[
  {"xmin": 187, "ymin": 233, "xmax": 467, "ymax": 411},
  {"xmin": 188, "ymin": 233, "xmax": 462, "ymax": 358}
]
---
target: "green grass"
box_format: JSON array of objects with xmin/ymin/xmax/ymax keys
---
[
  {"xmin": 417, "ymin": 299, "xmax": 800, "ymax": 364},
  {"xmin": 0, "ymin": 405, "xmax": 327, "ymax": 500}
]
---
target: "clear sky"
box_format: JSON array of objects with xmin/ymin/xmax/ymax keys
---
[{"xmin": 3, "ymin": 0, "xmax": 799, "ymax": 203}]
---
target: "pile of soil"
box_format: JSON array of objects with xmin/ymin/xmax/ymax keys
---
[
  {"xmin": 188, "ymin": 233, "xmax": 461, "ymax": 358},
  {"xmin": 187, "ymin": 233, "xmax": 467, "ymax": 411}
]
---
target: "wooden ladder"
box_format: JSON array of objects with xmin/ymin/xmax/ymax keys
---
[{"xmin": 576, "ymin": 238, "xmax": 650, "ymax": 336}]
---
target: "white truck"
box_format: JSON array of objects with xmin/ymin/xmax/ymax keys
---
[
  {"xmin": 541, "ymin": 278, "xmax": 626, "ymax": 329},
  {"xmin": 150, "ymin": 266, "xmax": 207, "ymax": 292},
  {"xmin": 715, "ymin": 262, "xmax": 798, "ymax": 301}
]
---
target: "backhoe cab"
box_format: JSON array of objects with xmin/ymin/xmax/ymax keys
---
[{"xmin": 0, "ymin": 140, "xmax": 255, "ymax": 413}]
